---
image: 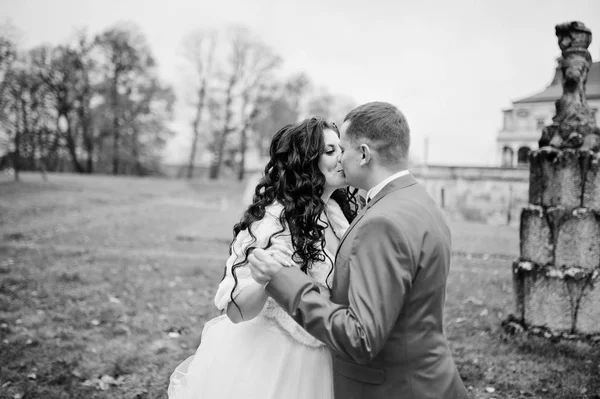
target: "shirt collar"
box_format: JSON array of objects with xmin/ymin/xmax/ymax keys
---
[{"xmin": 366, "ymin": 170, "xmax": 410, "ymax": 202}]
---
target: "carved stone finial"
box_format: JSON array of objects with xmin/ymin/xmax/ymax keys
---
[
  {"xmin": 539, "ymin": 21, "xmax": 600, "ymax": 152},
  {"xmin": 555, "ymin": 21, "xmax": 592, "ymax": 51}
]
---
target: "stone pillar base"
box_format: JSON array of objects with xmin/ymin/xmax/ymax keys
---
[{"xmin": 512, "ymin": 261, "xmax": 599, "ymax": 338}]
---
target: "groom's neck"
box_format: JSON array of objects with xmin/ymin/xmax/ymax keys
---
[{"xmin": 363, "ymin": 163, "xmax": 408, "ymax": 192}]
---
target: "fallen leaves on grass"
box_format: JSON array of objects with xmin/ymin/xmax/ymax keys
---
[
  {"xmin": 464, "ymin": 296, "xmax": 484, "ymax": 306},
  {"xmin": 82, "ymin": 374, "xmax": 125, "ymax": 391}
]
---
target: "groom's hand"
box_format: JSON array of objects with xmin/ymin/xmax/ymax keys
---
[{"xmin": 248, "ymin": 248, "xmax": 288, "ymax": 286}]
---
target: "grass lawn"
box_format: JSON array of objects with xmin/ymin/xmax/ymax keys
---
[{"xmin": 0, "ymin": 172, "xmax": 598, "ymax": 399}]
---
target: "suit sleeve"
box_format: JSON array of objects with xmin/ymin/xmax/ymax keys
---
[{"xmin": 266, "ymin": 215, "xmax": 415, "ymax": 364}]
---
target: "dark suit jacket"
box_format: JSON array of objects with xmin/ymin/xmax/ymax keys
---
[{"xmin": 266, "ymin": 174, "xmax": 468, "ymax": 399}]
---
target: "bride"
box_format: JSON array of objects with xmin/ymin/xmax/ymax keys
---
[{"xmin": 168, "ymin": 117, "xmax": 359, "ymax": 398}]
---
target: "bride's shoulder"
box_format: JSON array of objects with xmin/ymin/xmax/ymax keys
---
[
  {"xmin": 325, "ymin": 199, "xmax": 350, "ymax": 231},
  {"xmin": 264, "ymin": 200, "xmax": 284, "ymax": 219}
]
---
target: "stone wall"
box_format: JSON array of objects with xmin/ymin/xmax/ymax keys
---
[
  {"xmin": 240, "ymin": 164, "xmax": 530, "ymax": 226},
  {"xmin": 412, "ymin": 165, "xmax": 529, "ymax": 225}
]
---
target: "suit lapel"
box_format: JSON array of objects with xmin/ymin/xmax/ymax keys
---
[
  {"xmin": 334, "ymin": 206, "xmax": 367, "ymax": 258},
  {"xmin": 335, "ymin": 173, "xmax": 418, "ymax": 258}
]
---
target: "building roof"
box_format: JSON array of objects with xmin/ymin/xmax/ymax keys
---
[{"xmin": 514, "ymin": 61, "xmax": 600, "ymax": 104}]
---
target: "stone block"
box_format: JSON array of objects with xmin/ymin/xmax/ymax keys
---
[
  {"xmin": 555, "ymin": 208, "xmax": 600, "ymax": 270},
  {"xmin": 583, "ymin": 152, "xmax": 600, "ymax": 211},
  {"xmin": 540, "ymin": 149, "xmax": 583, "ymax": 210},
  {"xmin": 512, "ymin": 261, "xmax": 527, "ymax": 320},
  {"xmin": 519, "ymin": 206, "xmax": 553, "ymax": 265},
  {"xmin": 546, "ymin": 206, "xmax": 569, "ymax": 235},
  {"xmin": 576, "ymin": 274, "xmax": 600, "ymax": 335},
  {"xmin": 529, "ymin": 150, "xmax": 544, "ymax": 205},
  {"xmin": 520, "ymin": 268, "xmax": 574, "ymax": 332}
]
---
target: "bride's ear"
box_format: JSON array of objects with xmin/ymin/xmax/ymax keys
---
[{"xmin": 359, "ymin": 144, "xmax": 371, "ymax": 166}]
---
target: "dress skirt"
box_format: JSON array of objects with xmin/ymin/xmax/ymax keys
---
[{"xmin": 168, "ymin": 314, "xmax": 334, "ymax": 399}]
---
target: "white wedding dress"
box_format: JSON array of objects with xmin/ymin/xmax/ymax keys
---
[{"xmin": 168, "ymin": 199, "xmax": 349, "ymax": 399}]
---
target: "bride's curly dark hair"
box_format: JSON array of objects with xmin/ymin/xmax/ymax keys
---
[{"xmin": 225, "ymin": 117, "xmax": 360, "ymax": 317}]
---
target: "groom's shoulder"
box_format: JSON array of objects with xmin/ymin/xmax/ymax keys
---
[{"xmin": 370, "ymin": 189, "xmax": 440, "ymax": 224}]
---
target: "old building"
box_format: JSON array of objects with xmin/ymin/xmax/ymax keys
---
[{"xmin": 497, "ymin": 60, "xmax": 600, "ymax": 167}]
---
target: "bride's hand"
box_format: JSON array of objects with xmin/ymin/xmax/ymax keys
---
[{"xmin": 266, "ymin": 239, "xmax": 295, "ymax": 268}]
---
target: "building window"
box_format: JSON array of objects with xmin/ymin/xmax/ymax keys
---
[
  {"xmin": 502, "ymin": 147, "xmax": 514, "ymax": 167},
  {"xmin": 503, "ymin": 110, "xmax": 514, "ymax": 131},
  {"xmin": 536, "ymin": 117, "xmax": 545, "ymax": 130},
  {"xmin": 517, "ymin": 146, "xmax": 531, "ymax": 166},
  {"xmin": 516, "ymin": 109, "xmax": 529, "ymax": 130}
]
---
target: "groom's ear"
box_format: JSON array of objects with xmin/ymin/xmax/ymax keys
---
[{"xmin": 359, "ymin": 144, "xmax": 372, "ymax": 166}]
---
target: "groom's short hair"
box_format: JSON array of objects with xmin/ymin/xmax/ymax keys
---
[{"xmin": 343, "ymin": 102, "xmax": 410, "ymax": 165}]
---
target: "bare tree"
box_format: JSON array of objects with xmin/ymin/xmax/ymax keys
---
[
  {"xmin": 95, "ymin": 23, "xmax": 155, "ymax": 175},
  {"xmin": 236, "ymin": 40, "xmax": 281, "ymax": 180},
  {"xmin": 0, "ymin": 37, "xmax": 15, "ymax": 113},
  {"xmin": 3, "ymin": 60, "xmax": 40, "ymax": 181},
  {"xmin": 181, "ymin": 29, "xmax": 217, "ymax": 179},
  {"xmin": 208, "ymin": 27, "xmax": 246, "ymax": 180},
  {"xmin": 251, "ymin": 73, "xmax": 311, "ymax": 157},
  {"xmin": 307, "ymin": 88, "xmax": 357, "ymax": 125},
  {"xmin": 121, "ymin": 79, "xmax": 175, "ymax": 175},
  {"xmin": 71, "ymin": 31, "xmax": 97, "ymax": 173},
  {"xmin": 207, "ymin": 26, "xmax": 281, "ymax": 180},
  {"xmin": 0, "ymin": 21, "xmax": 175, "ymax": 178},
  {"xmin": 0, "ymin": 29, "xmax": 17, "ymax": 177},
  {"xmin": 34, "ymin": 44, "xmax": 88, "ymax": 173}
]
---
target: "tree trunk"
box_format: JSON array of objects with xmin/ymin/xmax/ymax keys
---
[
  {"xmin": 111, "ymin": 76, "xmax": 120, "ymax": 175},
  {"xmin": 187, "ymin": 126, "xmax": 199, "ymax": 179},
  {"xmin": 187, "ymin": 82, "xmax": 207, "ymax": 179},
  {"xmin": 209, "ymin": 133, "xmax": 227, "ymax": 180},
  {"xmin": 237, "ymin": 106, "xmax": 259, "ymax": 181},
  {"xmin": 79, "ymin": 85, "xmax": 94, "ymax": 173},
  {"xmin": 61, "ymin": 112, "xmax": 85, "ymax": 173},
  {"xmin": 209, "ymin": 76, "xmax": 236, "ymax": 180},
  {"xmin": 14, "ymin": 99, "xmax": 21, "ymax": 182},
  {"xmin": 48, "ymin": 127, "xmax": 61, "ymax": 171},
  {"xmin": 132, "ymin": 125, "xmax": 143, "ymax": 176},
  {"xmin": 238, "ymin": 125, "xmax": 247, "ymax": 181},
  {"xmin": 86, "ymin": 149, "xmax": 93, "ymax": 173},
  {"xmin": 82, "ymin": 120, "xmax": 94, "ymax": 174},
  {"xmin": 112, "ymin": 114, "xmax": 119, "ymax": 175},
  {"xmin": 21, "ymin": 96, "xmax": 35, "ymax": 170}
]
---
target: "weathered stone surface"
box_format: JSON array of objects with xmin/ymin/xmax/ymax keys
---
[
  {"xmin": 529, "ymin": 150, "xmax": 544, "ymax": 205},
  {"xmin": 540, "ymin": 148, "xmax": 560, "ymax": 206},
  {"xmin": 538, "ymin": 22, "xmax": 600, "ymax": 152},
  {"xmin": 555, "ymin": 208, "xmax": 600, "ymax": 270},
  {"xmin": 520, "ymin": 206, "xmax": 553, "ymax": 265},
  {"xmin": 521, "ymin": 269, "xmax": 574, "ymax": 332},
  {"xmin": 546, "ymin": 206, "xmax": 569, "ymax": 233},
  {"xmin": 513, "ymin": 21, "xmax": 600, "ymax": 339},
  {"xmin": 576, "ymin": 275, "xmax": 600, "ymax": 334},
  {"xmin": 512, "ymin": 261, "xmax": 527, "ymax": 320},
  {"xmin": 583, "ymin": 152, "xmax": 600, "ymax": 211},
  {"xmin": 541, "ymin": 149, "xmax": 583, "ymax": 210}
]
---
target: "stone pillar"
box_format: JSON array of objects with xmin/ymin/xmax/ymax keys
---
[{"xmin": 511, "ymin": 21, "xmax": 600, "ymax": 340}]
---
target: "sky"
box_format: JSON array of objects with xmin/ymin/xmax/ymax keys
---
[{"xmin": 1, "ymin": 0, "xmax": 600, "ymax": 166}]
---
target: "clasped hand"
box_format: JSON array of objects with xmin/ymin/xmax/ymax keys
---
[{"xmin": 247, "ymin": 239, "xmax": 295, "ymax": 286}]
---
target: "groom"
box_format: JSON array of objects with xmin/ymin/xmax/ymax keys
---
[{"xmin": 248, "ymin": 102, "xmax": 468, "ymax": 399}]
